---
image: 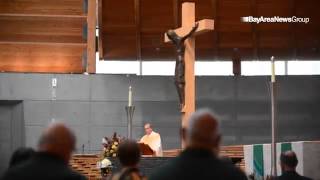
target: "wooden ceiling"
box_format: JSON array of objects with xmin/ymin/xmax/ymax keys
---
[
  {"xmin": 99, "ymin": 0, "xmax": 320, "ymax": 61},
  {"xmin": 0, "ymin": 0, "xmax": 88, "ymax": 73},
  {"xmin": 0, "ymin": 0, "xmax": 319, "ymax": 73}
]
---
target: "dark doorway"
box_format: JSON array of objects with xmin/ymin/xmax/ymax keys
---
[{"xmin": 0, "ymin": 100, "xmax": 24, "ymax": 175}]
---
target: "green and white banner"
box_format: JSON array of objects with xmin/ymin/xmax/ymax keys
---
[{"xmin": 244, "ymin": 141, "xmax": 320, "ymax": 180}]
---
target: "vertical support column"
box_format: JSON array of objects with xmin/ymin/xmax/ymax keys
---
[
  {"xmin": 87, "ymin": 0, "xmax": 97, "ymax": 73},
  {"xmin": 181, "ymin": 2, "xmax": 195, "ymax": 129},
  {"xmin": 270, "ymin": 57, "xmax": 277, "ymax": 176},
  {"xmin": 97, "ymin": 0, "xmax": 104, "ymax": 59},
  {"xmin": 134, "ymin": 0, "xmax": 142, "ymax": 76}
]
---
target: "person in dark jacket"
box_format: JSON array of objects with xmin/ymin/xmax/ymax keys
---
[
  {"xmin": 275, "ymin": 151, "xmax": 312, "ymax": 180},
  {"xmin": 1, "ymin": 122, "xmax": 86, "ymax": 180},
  {"xmin": 149, "ymin": 109, "xmax": 247, "ymax": 180},
  {"xmin": 8, "ymin": 147, "xmax": 35, "ymax": 168},
  {"xmin": 110, "ymin": 140, "xmax": 146, "ymax": 180}
]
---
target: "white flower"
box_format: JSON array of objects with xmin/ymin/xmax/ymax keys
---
[{"xmin": 100, "ymin": 158, "xmax": 112, "ymax": 168}]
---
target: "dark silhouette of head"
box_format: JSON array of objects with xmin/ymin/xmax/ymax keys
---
[
  {"xmin": 38, "ymin": 123, "xmax": 76, "ymax": 163},
  {"xmin": 117, "ymin": 140, "xmax": 141, "ymax": 167},
  {"xmin": 280, "ymin": 151, "xmax": 298, "ymax": 172},
  {"xmin": 9, "ymin": 147, "xmax": 35, "ymax": 168},
  {"xmin": 182, "ymin": 109, "xmax": 221, "ymax": 154}
]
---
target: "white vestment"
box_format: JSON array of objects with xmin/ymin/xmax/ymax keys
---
[{"xmin": 140, "ymin": 131, "xmax": 163, "ymax": 156}]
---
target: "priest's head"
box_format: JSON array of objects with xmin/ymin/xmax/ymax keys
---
[
  {"xmin": 144, "ymin": 123, "xmax": 153, "ymax": 135},
  {"xmin": 182, "ymin": 109, "xmax": 221, "ymax": 154}
]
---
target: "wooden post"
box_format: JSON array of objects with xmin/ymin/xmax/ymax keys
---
[
  {"xmin": 87, "ymin": 0, "xmax": 96, "ymax": 73},
  {"xmin": 181, "ymin": 2, "xmax": 195, "ymax": 128}
]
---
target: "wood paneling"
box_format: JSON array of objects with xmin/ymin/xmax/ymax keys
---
[
  {"xmin": 0, "ymin": 0, "xmax": 84, "ymax": 15},
  {"xmin": 0, "ymin": 0, "xmax": 88, "ymax": 73},
  {"xmin": 0, "ymin": 16, "xmax": 86, "ymax": 43},
  {"xmin": 101, "ymin": 0, "xmax": 136, "ymax": 60},
  {"xmin": 0, "ymin": 43, "xmax": 85, "ymax": 73},
  {"xmin": 87, "ymin": 0, "xmax": 97, "ymax": 73},
  {"xmin": 100, "ymin": 0, "xmax": 320, "ymax": 61}
]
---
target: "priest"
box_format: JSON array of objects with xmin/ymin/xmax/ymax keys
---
[{"xmin": 139, "ymin": 123, "xmax": 163, "ymax": 156}]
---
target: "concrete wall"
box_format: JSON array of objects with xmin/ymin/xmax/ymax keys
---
[
  {"xmin": 0, "ymin": 101, "xmax": 24, "ymax": 174},
  {"xmin": 0, "ymin": 73, "xmax": 319, "ymax": 155}
]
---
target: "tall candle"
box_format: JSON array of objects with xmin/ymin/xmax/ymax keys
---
[
  {"xmin": 271, "ymin": 56, "xmax": 276, "ymax": 83},
  {"xmin": 128, "ymin": 86, "xmax": 132, "ymax": 106}
]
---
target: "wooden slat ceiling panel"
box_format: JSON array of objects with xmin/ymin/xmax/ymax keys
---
[
  {"xmin": 99, "ymin": 0, "xmax": 320, "ymax": 61},
  {"xmin": 0, "ymin": 43, "xmax": 85, "ymax": 73},
  {"xmin": 141, "ymin": 0, "xmax": 175, "ymax": 60},
  {"xmin": 0, "ymin": 0, "xmax": 84, "ymax": 15},
  {"xmin": 101, "ymin": 0, "xmax": 136, "ymax": 60},
  {"xmin": 0, "ymin": 0, "xmax": 87, "ymax": 73},
  {"xmin": 0, "ymin": 16, "xmax": 86, "ymax": 43}
]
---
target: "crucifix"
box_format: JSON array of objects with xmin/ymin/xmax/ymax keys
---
[{"xmin": 164, "ymin": 2, "xmax": 214, "ymax": 144}]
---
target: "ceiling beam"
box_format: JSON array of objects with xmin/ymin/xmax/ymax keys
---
[
  {"xmin": 291, "ymin": 0, "xmax": 297, "ymax": 60},
  {"xmin": 211, "ymin": 0, "xmax": 219, "ymax": 60},
  {"xmin": 251, "ymin": 0, "xmax": 259, "ymax": 61},
  {"xmin": 98, "ymin": 0, "xmax": 104, "ymax": 59},
  {"xmin": 134, "ymin": 0, "xmax": 142, "ymax": 74},
  {"xmin": 173, "ymin": 0, "xmax": 180, "ymax": 28},
  {"xmin": 87, "ymin": 0, "xmax": 97, "ymax": 73}
]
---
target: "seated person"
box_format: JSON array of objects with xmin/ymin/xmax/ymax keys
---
[
  {"xmin": 149, "ymin": 109, "xmax": 247, "ymax": 180},
  {"xmin": 139, "ymin": 123, "xmax": 162, "ymax": 156},
  {"xmin": 110, "ymin": 140, "xmax": 146, "ymax": 180},
  {"xmin": 1, "ymin": 123, "xmax": 86, "ymax": 180},
  {"xmin": 9, "ymin": 147, "xmax": 35, "ymax": 168},
  {"xmin": 275, "ymin": 151, "xmax": 313, "ymax": 180}
]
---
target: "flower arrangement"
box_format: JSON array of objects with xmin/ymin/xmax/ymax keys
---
[
  {"xmin": 103, "ymin": 132, "xmax": 124, "ymax": 158},
  {"xmin": 98, "ymin": 132, "xmax": 125, "ymax": 178}
]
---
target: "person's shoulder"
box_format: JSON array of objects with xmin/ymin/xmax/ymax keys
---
[
  {"xmin": 217, "ymin": 159, "xmax": 247, "ymax": 180},
  {"xmin": 301, "ymin": 176, "xmax": 313, "ymax": 180},
  {"xmin": 1, "ymin": 160, "xmax": 34, "ymax": 180},
  {"xmin": 149, "ymin": 159, "xmax": 178, "ymax": 180},
  {"xmin": 153, "ymin": 131, "xmax": 161, "ymax": 137},
  {"xmin": 140, "ymin": 134, "xmax": 147, "ymax": 140},
  {"xmin": 64, "ymin": 167, "xmax": 87, "ymax": 180}
]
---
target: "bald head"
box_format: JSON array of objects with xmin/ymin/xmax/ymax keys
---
[
  {"xmin": 184, "ymin": 109, "xmax": 220, "ymax": 152},
  {"xmin": 38, "ymin": 123, "xmax": 76, "ymax": 163},
  {"xmin": 280, "ymin": 151, "xmax": 298, "ymax": 172}
]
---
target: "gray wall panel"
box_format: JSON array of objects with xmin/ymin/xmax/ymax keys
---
[
  {"xmin": 55, "ymin": 74, "xmax": 91, "ymax": 101},
  {"xmin": 0, "ymin": 73, "xmax": 319, "ymax": 156},
  {"xmin": 52, "ymin": 101, "xmax": 91, "ymax": 126},
  {"xmin": 25, "ymin": 125, "xmax": 43, "ymax": 148},
  {"xmin": 237, "ymin": 77, "xmax": 270, "ymax": 101},
  {"xmin": 91, "ymin": 102, "xmax": 127, "ymax": 126},
  {"xmin": 0, "ymin": 74, "xmax": 52, "ymax": 100},
  {"xmin": 91, "ymin": 75, "xmax": 130, "ymax": 101},
  {"xmin": 71, "ymin": 125, "xmax": 89, "ymax": 153},
  {"xmin": 132, "ymin": 76, "xmax": 178, "ymax": 101},
  {"xmin": 24, "ymin": 101, "xmax": 51, "ymax": 125},
  {"xmin": 196, "ymin": 77, "xmax": 234, "ymax": 101}
]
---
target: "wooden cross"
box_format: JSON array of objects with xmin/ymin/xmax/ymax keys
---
[{"xmin": 164, "ymin": 2, "xmax": 214, "ymax": 139}]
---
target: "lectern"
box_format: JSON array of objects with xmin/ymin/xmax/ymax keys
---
[{"xmin": 138, "ymin": 143, "xmax": 154, "ymax": 156}]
